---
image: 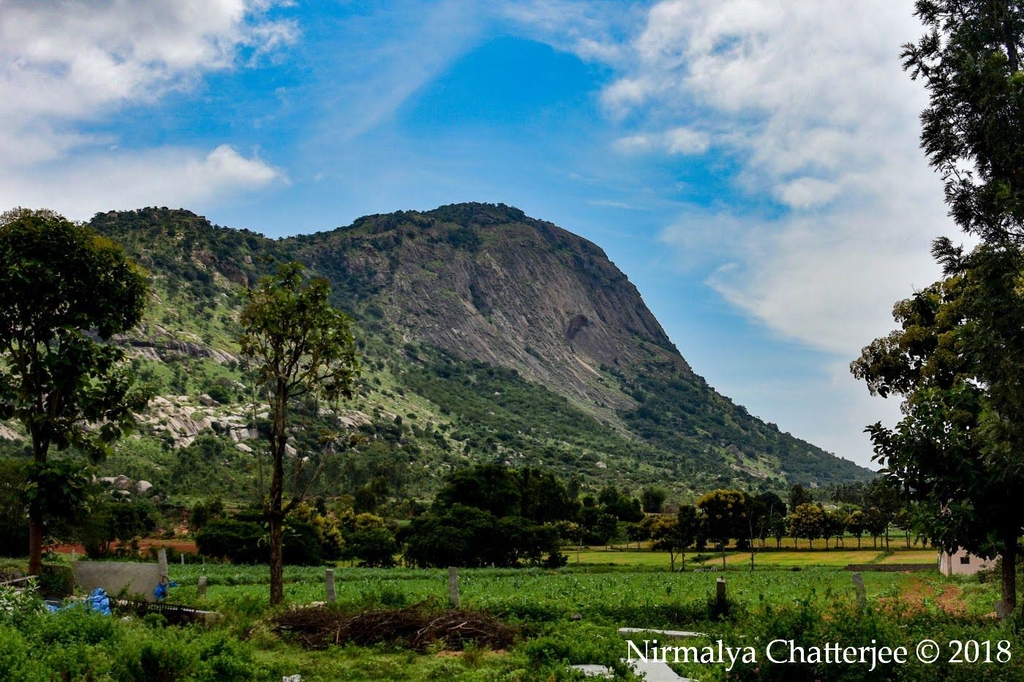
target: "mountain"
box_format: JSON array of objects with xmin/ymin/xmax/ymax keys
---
[{"xmin": 1, "ymin": 203, "xmax": 872, "ymax": 504}]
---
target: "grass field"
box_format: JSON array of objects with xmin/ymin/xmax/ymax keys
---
[
  {"xmin": 163, "ymin": 559, "xmax": 971, "ymax": 621},
  {"xmin": 575, "ymin": 545, "xmax": 940, "ymax": 569},
  {"xmin": 8, "ymin": 546, "xmax": 1015, "ymax": 681}
]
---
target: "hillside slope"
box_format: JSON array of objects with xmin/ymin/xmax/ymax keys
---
[{"xmin": 1, "ymin": 204, "xmax": 871, "ymax": 504}]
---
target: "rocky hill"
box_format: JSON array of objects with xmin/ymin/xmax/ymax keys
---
[{"xmin": 0, "ymin": 203, "xmax": 872, "ymax": 505}]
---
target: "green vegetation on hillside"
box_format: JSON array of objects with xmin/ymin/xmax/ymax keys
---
[{"xmin": 0, "ymin": 204, "xmax": 874, "ymax": 508}]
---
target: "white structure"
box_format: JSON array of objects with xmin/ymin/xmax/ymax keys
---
[{"xmin": 938, "ymin": 548, "xmax": 997, "ymax": 576}]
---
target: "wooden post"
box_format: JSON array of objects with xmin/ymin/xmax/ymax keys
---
[
  {"xmin": 325, "ymin": 569, "xmax": 336, "ymax": 603},
  {"xmin": 181, "ymin": 554, "xmax": 185, "ymax": 565},
  {"xmin": 158, "ymin": 549, "xmax": 168, "ymax": 576},
  {"xmin": 198, "ymin": 576, "xmax": 208, "ymax": 597},
  {"xmin": 716, "ymin": 578, "xmax": 727, "ymax": 610},
  {"xmin": 852, "ymin": 572, "xmax": 866, "ymax": 607},
  {"xmin": 448, "ymin": 566, "xmax": 460, "ymax": 608}
]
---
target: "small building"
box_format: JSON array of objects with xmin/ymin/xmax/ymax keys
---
[{"xmin": 938, "ymin": 548, "xmax": 997, "ymax": 576}]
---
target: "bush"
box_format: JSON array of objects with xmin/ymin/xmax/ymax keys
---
[
  {"xmin": 402, "ymin": 505, "xmax": 563, "ymax": 568},
  {"xmin": 196, "ymin": 517, "xmax": 325, "ymax": 565},
  {"xmin": 0, "ymin": 580, "xmax": 44, "ymax": 627},
  {"xmin": 282, "ymin": 519, "xmax": 323, "ymax": 566},
  {"xmin": 196, "ymin": 520, "xmax": 266, "ymax": 564},
  {"xmin": 345, "ymin": 528, "xmax": 398, "ymax": 567}
]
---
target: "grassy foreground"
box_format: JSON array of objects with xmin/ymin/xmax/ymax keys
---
[{"xmin": 2, "ymin": 549, "xmax": 1017, "ymax": 680}]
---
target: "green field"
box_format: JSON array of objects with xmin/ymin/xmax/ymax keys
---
[
  {"xmin": 5, "ymin": 549, "xmax": 1015, "ymax": 681},
  {"xmin": 564, "ymin": 545, "xmax": 939, "ymax": 569}
]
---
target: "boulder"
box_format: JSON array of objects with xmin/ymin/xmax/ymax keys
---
[{"xmin": 133, "ymin": 480, "xmax": 154, "ymax": 495}]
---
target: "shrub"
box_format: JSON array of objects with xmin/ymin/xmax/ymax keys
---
[
  {"xmin": 196, "ymin": 520, "xmax": 266, "ymax": 564},
  {"xmin": 0, "ymin": 580, "xmax": 43, "ymax": 627},
  {"xmin": 196, "ymin": 517, "xmax": 325, "ymax": 565}
]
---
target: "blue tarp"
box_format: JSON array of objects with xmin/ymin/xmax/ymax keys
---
[{"xmin": 46, "ymin": 587, "xmax": 111, "ymax": 615}]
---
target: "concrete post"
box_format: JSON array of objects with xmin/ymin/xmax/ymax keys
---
[
  {"xmin": 325, "ymin": 569, "xmax": 336, "ymax": 603},
  {"xmin": 852, "ymin": 572, "xmax": 866, "ymax": 607},
  {"xmin": 448, "ymin": 566, "xmax": 460, "ymax": 608}
]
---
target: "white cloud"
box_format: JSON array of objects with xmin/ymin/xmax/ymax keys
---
[
  {"xmin": 665, "ymin": 126, "xmax": 711, "ymax": 155},
  {"xmin": 497, "ymin": 0, "xmax": 635, "ymax": 65},
  {"xmin": 0, "ymin": 0, "xmax": 294, "ymax": 205},
  {"xmin": 0, "ymin": 1, "xmax": 296, "ymax": 125},
  {"xmin": 613, "ymin": 126, "xmax": 710, "ymax": 156},
  {"xmin": 777, "ymin": 177, "xmax": 841, "ymax": 209},
  {"xmin": 605, "ymin": 1, "xmax": 953, "ymax": 356},
  {"xmin": 0, "ymin": 145, "xmax": 284, "ymax": 219}
]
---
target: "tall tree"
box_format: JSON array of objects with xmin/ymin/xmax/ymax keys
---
[
  {"xmin": 903, "ymin": 0, "xmax": 1024, "ymax": 243},
  {"xmin": 852, "ymin": 243, "xmax": 1024, "ymax": 611},
  {"xmin": 697, "ymin": 489, "xmax": 748, "ymax": 568},
  {"xmin": 650, "ymin": 505, "xmax": 698, "ymax": 572},
  {"xmin": 0, "ymin": 208, "xmax": 149, "ymax": 574},
  {"xmin": 238, "ymin": 262, "xmax": 358, "ymax": 605},
  {"xmin": 851, "ymin": 1, "xmax": 1024, "ymax": 614},
  {"xmin": 789, "ymin": 503, "xmax": 825, "ymax": 550}
]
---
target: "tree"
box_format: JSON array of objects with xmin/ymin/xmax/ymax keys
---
[
  {"xmin": 788, "ymin": 484, "xmax": 813, "ymax": 511},
  {"xmin": 864, "ymin": 478, "xmax": 902, "ymax": 551},
  {"xmin": 822, "ymin": 509, "xmax": 848, "ymax": 549},
  {"xmin": 0, "ymin": 459, "xmax": 28, "ymax": 557},
  {"xmin": 750, "ymin": 492, "xmax": 786, "ymax": 548},
  {"xmin": 0, "ymin": 209, "xmax": 149, "ymax": 574},
  {"xmin": 401, "ymin": 504, "xmax": 560, "ymax": 568},
  {"xmin": 894, "ymin": 3, "xmax": 1024, "ymax": 611},
  {"xmin": 238, "ymin": 262, "xmax": 358, "ymax": 605},
  {"xmin": 650, "ymin": 505, "xmax": 698, "ymax": 572},
  {"xmin": 597, "ymin": 485, "xmax": 643, "ymax": 523},
  {"xmin": 846, "ymin": 508, "xmax": 867, "ymax": 548},
  {"xmin": 852, "ymin": 244, "xmax": 1024, "ymax": 610},
  {"xmin": 640, "ymin": 486, "xmax": 668, "ymax": 513},
  {"xmin": 79, "ymin": 496, "xmax": 157, "ymax": 558},
  {"xmin": 434, "ymin": 464, "xmax": 577, "ymax": 524},
  {"xmin": 902, "ymin": 0, "xmax": 1024, "ymax": 243},
  {"xmin": 789, "ymin": 503, "xmax": 824, "ymax": 549},
  {"xmin": 863, "ymin": 506, "xmax": 889, "ymax": 550},
  {"xmin": 697, "ymin": 489, "xmax": 748, "ymax": 568}
]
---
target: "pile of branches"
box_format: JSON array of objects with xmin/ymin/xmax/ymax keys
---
[{"xmin": 270, "ymin": 603, "xmax": 517, "ymax": 652}]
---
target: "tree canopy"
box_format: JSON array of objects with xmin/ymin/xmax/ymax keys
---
[
  {"xmin": 238, "ymin": 261, "xmax": 359, "ymax": 604},
  {"xmin": 0, "ymin": 208, "xmax": 149, "ymax": 574},
  {"xmin": 903, "ymin": 0, "xmax": 1024, "ymax": 243},
  {"xmin": 853, "ymin": 242, "xmax": 1024, "ymax": 609}
]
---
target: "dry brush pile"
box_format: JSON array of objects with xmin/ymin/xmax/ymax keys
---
[{"xmin": 269, "ymin": 603, "xmax": 518, "ymax": 652}]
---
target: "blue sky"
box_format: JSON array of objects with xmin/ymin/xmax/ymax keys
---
[{"xmin": 1, "ymin": 1, "xmax": 964, "ymax": 469}]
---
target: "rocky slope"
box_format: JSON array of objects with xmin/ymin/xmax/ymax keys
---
[{"xmin": 0, "ymin": 203, "xmax": 872, "ymax": 502}]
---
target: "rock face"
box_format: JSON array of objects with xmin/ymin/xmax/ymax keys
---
[
  {"xmin": 298, "ymin": 203, "xmax": 685, "ymax": 421},
  {"xmin": 81, "ymin": 203, "xmax": 874, "ymax": 488}
]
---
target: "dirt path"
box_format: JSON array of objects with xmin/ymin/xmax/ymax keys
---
[
  {"xmin": 881, "ymin": 575, "xmax": 966, "ymax": 616},
  {"xmin": 50, "ymin": 538, "xmax": 197, "ymax": 555}
]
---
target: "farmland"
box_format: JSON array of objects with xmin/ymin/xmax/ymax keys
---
[
  {"xmin": 3, "ymin": 544, "xmax": 1020, "ymax": 680},
  {"xmin": 136, "ymin": 548, "xmax": 1019, "ymax": 679}
]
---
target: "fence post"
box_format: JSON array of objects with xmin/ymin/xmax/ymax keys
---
[
  {"xmin": 852, "ymin": 572, "xmax": 866, "ymax": 607},
  {"xmin": 198, "ymin": 576, "xmax": 208, "ymax": 597},
  {"xmin": 716, "ymin": 578, "xmax": 727, "ymax": 610},
  {"xmin": 325, "ymin": 569, "xmax": 336, "ymax": 603},
  {"xmin": 448, "ymin": 566, "xmax": 460, "ymax": 608}
]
